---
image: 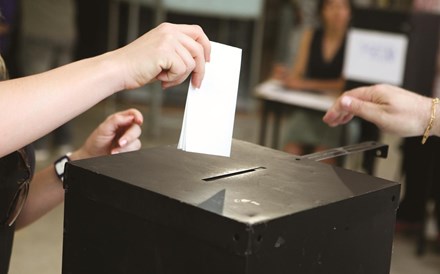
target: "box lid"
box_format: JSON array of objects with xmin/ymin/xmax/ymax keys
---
[{"xmin": 66, "ymin": 140, "xmax": 398, "ymax": 225}]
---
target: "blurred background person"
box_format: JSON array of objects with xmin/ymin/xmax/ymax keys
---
[
  {"xmin": 19, "ymin": 0, "xmax": 76, "ymax": 161},
  {"xmin": 0, "ymin": 0, "xmax": 17, "ymax": 54},
  {"xmin": 272, "ymin": 0, "xmax": 319, "ymax": 81},
  {"xmin": 0, "ymin": 0, "xmax": 19, "ymax": 76},
  {"xmin": 273, "ymin": 0, "xmax": 352, "ymax": 158}
]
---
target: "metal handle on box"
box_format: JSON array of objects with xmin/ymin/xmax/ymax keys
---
[{"xmin": 300, "ymin": 141, "xmax": 388, "ymax": 162}]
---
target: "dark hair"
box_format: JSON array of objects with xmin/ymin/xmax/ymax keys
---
[{"xmin": 317, "ymin": 0, "xmax": 353, "ymax": 16}]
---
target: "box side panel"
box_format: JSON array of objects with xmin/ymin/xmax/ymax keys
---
[
  {"xmin": 62, "ymin": 192, "xmax": 249, "ymax": 274},
  {"xmin": 63, "ymin": 166, "xmax": 251, "ymax": 274},
  {"xmin": 246, "ymin": 185, "xmax": 400, "ymax": 274}
]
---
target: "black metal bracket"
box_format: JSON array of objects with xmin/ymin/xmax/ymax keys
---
[{"xmin": 300, "ymin": 141, "xmax": 389, "ymax": 162}]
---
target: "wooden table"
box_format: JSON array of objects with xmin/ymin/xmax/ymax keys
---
[{"xmin": 254, "ymin": 80, "xmax": 336, "ymax": 149}]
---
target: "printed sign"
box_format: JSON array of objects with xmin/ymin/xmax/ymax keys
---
[{"xmin": 343, "ymin": 28, "xmax": 409, "ymax": 86}]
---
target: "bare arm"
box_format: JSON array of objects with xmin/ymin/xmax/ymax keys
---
[
  {"xmin": 323, "ymin": 84, "xmax": 440, "ymax": 138},
  {"xmin": 14, "ymin": 162, "xmax": 66, "ymax": 229},
  {"xmin": 283, "ymin": 29, "xmax": 344, "ymax": 94},
  {"xmin": 0, "ymin": 23, "xmax": 211, "ymax": 157},
  {"xmin": 269, "ymin": 28, "xmax": 312, "ymax": 81},
  {"xmin": 288, "ymin": 28, "xmax": 313, "ymax": 79},
  {"xmin": 0, "ymin": 55, "xmax": 119, "ymax": 157},
  {"xmin": 15, "ymin": 109, "xmax": 143, "ymax": 229}
]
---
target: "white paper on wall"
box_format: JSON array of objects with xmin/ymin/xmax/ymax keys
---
[{"xmin": 343, "ymin": 28, "xmax": 409, "ymax": 86}]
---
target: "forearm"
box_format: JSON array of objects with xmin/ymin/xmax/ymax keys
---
[
  {"xmin": 0, "ymin": 23, "xmax": 211, "ymax": 157},
  {"xmin": 15, "ymin": 150, "xmax": 85, "ymax": 229},
  {"xmin": 15, "ymin": 106, "xmax": 144, "ymax": 229},
  {"xmin": 416, "ymin": 96, "xmax": 440, "ymax": 138},
  {"xmin": 14, "ymin": 165, "xmax": 63, "ymax": 229},
  {"xmin": 0, "ymin": 52, "xmax": 122, "ymax": 157}
]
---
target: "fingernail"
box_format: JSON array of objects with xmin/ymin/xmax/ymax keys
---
[
  {"xmin": 111, "ymin": 150, "xmax": 120, "ymax": 155},
  {"xmin": 341, "ymin": 96, "xmax": 352, "ymax": 108},
  {"xmin": 119, "ymin": 139, "xmax": 128, "ymax": 147}
]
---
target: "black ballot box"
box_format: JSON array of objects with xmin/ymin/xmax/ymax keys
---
[{"xmin": 62, "ymin": 140, "xmax": 400, "ymax": 274}]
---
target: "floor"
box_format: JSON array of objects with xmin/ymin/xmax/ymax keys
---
[{"xmin": 8, "ymin": 100, "xmax": 440, "ymax": 274}]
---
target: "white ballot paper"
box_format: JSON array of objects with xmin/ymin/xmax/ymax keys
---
[{"xmin": 178, "ymin": 42, "xmax": 242, "ymax": 157}]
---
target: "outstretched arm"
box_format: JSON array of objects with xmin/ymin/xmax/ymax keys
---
[
  {"xmin": 323, "ymin": 84, "xmax": 440, "ymax": 138},
  {"xmin": 15, "ymin": 109, "xmax": 143, "ymax": 229},
  {"xmin": 0, "ymin": 23, "xmax": 211, "ymax": 157}
]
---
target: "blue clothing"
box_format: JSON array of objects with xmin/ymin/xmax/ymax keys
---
[{"xmin": 0, "ymin": 0, "xmax": 18, "ymax": 54}]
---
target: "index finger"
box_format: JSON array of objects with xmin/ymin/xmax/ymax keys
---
[
  {"xmin": 117, "ymin": 108, "xmax": 144, "ymax": 125},
  {"xmin": 105, "ymin": 109, "xmax": 143, "ymax": 133},
  {"xmin": 175, "ymin": 24, "xmax": 211, "ymax": 62},
  {"xmin": 323, "ymin": 97, "xmax": 350, "ymax": 126},
  {"xmin": 323, "ymin": 86, "xmax": 376, "ymax": 125},
  {"xmin": 175, "ymin": 32, "xmax": 207, "ymax": 88},
  {"xmin": 344, "ymin": 85, "xmax": 378, "ymax": 102}
]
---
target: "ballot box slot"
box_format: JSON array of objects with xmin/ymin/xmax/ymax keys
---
[{"xmin": 203, "ymin": 167, "xmax": 266, "ymax": 182}]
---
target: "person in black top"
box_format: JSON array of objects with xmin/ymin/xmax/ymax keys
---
[
  {"xmin": 0, "ymin": 100, "xmax": 144, "ymax": 274},
  {"xmin": 0, "ymin": 146, "xmax": 34, "ymax": 274},
  {"xmin": 284, "ymin": 0, "xmax": 351, "ymax": 92},
  {"xmin": 304, "ymin": 27, "xmax": 346, "ymax": 81},
  {"xmin": 0, "ymin": 22, "xmax": 211, "ymax": 274},
  {"xmin": 276, "ymin": 0, "xmax": 352, "ymax": 160}
]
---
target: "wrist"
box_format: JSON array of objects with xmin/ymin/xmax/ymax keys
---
[
  {"xmin": 95, "ymin": 51, "xmax": 125, "ymax": 94},
  {"xmin": 54, "ymin": 152, "xmax": 72, "ymax": 182},
  {"xmin": 69, "ymin": 149, "xmax": 91, "ymax": 161},
  {"xmin": 421, "ymin": 97, "xmax": 440, "ymax": 143},
  {"xmin": 54, "ymin": 149, "xmax": 93, "ymax": 182},
  {"xmin": 433, "ymin": 98, "xmax": 440, "ymax": 137}
]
